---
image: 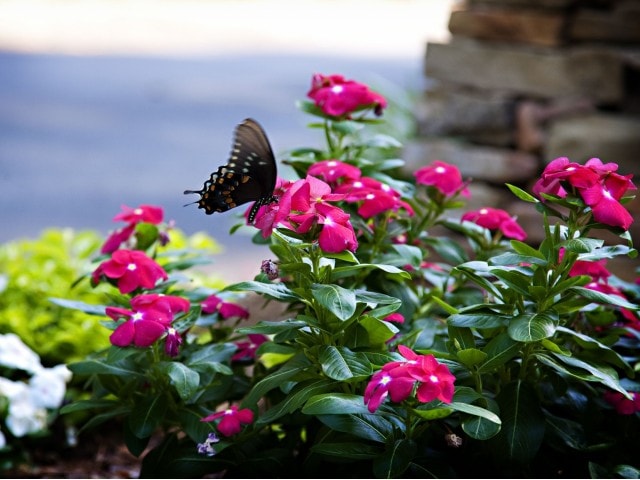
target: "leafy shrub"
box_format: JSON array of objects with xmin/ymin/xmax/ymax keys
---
[{"xmin": 54, "ymin": 73, "xmax": 640, "ymax": 479}]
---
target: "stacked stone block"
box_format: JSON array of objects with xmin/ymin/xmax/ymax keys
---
[{"xmin": 405, "ymin": 0, "xmax": 640, "ymax": 279}]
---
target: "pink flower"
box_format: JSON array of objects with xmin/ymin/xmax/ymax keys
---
[
  {"xmin": 363, "ymin": 368, "xmax": 416, "ymax": 414},
  {"xmin": 308, "ymin": 160, "xmax": 362, "ymax": 185},
  {"xmin": 384, "ymin": 313, "xmax": 405, "ymax": 324},
  {"xmin": 113, "ymin": 204, "xmax": 164, "ymax": 224},
  {"xmin": 307, "ymin": 73, "xmax": 387, "ymax": 118},
  {"xmin": 232, "ymin": 334, "xmax": 269, "ymax": 362},
  {"xmin": 415, "ymin": 161, "xmax": 469, "ymax": 197},
  {"xmin": 316, "ymin": 203, "xmax": 358, "ymax": 253},
  {"xmin": 101, "ymin": 205, "xmax": 164, "ymax": 254},
  {"xmin": 92, "ymin": 249, "xmax": 168, "ymax": 294},
  {"xmin": 105, "ymin": 294, "xmax": 189, "ymax": 348},
  {"xmin": 364, "ymin": 345, "xmax": 455, "ymax": 412},
  {"xmin": 202, "ymin": 294, "xmax": 249, "ymax": 320},
  {"xmin": 461, "ymin": 207, "xmax": 527, "ymax": 241},
  {"xmin": 335, "ymin": 177, "xmax": 414, "ymax": 218},
  {"xmin": 271, "ymin": 176, "xmax": 358, "ymax": 253},
  {"xmin": 567, "ymin": 258, "xmax": 611, "ymax": 283},
  {"xmin": 603, "ymin": 391, "xmax": 640, "ymax": 415},
  {"xmin": 398, "ymin": 346, "xmax": 456, "ymax": 404},
  {"xmin": 249, "ymin": 177, "xmax": 293, "ymax": 238},
  {"xmin": 201, "ymin": 405, "xmax": 254, "ymax": 436},
  {"xmin": 533, "ymin": 157, "xmax": 635, "ymax": 230}
]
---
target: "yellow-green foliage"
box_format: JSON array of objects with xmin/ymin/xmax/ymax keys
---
[
  {"xmin": 0, "ymin": 229, "xmax": 110, "ymax": 365},
  {"xmin": 0, "ymin": 227, "xmax": 225, "ymax": 366}
]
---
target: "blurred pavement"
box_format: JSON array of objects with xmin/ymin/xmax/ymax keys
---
[{"xmin": 0, "ymin": 0, "xmax": 455, "ymax": 282}]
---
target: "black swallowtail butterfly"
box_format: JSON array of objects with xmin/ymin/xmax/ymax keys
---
[{"xmin": 184, "ymin": 118, "xmax": 278, "ymax": 224}]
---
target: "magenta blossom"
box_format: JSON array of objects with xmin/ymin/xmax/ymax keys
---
[
  {"xmin": 202, "ymin": 294, "xmax": 250, "ymax": 320},
  {"xmin": 232, "ymin": 334, "xmax": 269, "ymax": 362},
  {"xmin": 397, "ymin": 346, "xmax": 456, "ymax": 404},
  {"xmin": 335, "ymin": 177, "xmax": 414, "ymax": 218},
  {"xmin": 461, "ymin": 207, "xmax": 527, "ymax": 241},
  {"xmin": 364, "ymin": 345, "xmax": 455, "ymax": 413},
  {"xmin": 102, "ymin": 204, "xmax": 164, "ymax": 253},
  {"xmin": 271, "ymin": 176, "xmax": 358, "ymax": 253},
  {"xmin": 414, "ymin": 161, "xmax": 469, "ymax": 197},
  {"xmin": 603, "ymin": 391, "xmax": 640, "ymax": 415},
  {"xmin": 533, "ymin": 157, "xmax": 635, "ymax": 230},
  {"xmin": 307, "ymin": 73, "xmax": 387, "ymax": 118},
  {"xmin": 105, "ymin": 294, "xmax": 189, "ymax": 349},
  {"xmin": 92, "ymin": 249, "xmax": 168, "ymax": 294},
  {"xmin": 164, "ymin": 327, "xmax": 183, "ymax": 357},
  {"xmin": 201, "ymin": 405, "xmax": 255, "ymax": 437},
  {"xmin": 307, "ymin": 159, "xmax": 362, "ymax": 185},
  {"xmin": 248, "ymin": 177, "xmax": 293, "ymax": 238}
]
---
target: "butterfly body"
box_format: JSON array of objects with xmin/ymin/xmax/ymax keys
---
[{"xmin": 184, "ymin": 118, "xmax": 278, "ymax": 223}]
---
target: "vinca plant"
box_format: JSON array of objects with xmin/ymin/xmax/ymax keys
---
[{"xmin": 57, "ymin": 73, "xmax": 639, "ymax": 478}]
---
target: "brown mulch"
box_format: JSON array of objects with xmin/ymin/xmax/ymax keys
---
[{"xmin": 3, "ymin": 422, "xmax": 153, "ymax": 479}]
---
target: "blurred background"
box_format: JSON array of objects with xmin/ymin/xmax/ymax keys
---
[{"xmin": 0, "ymin": 0, "xmax": 456, "ymax": 282}]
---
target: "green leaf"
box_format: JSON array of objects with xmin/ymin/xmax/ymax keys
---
[
  {"xmin": 478, "ymin": 332, "xmax": 521, "ymax": 373},
  {"xmin": 570, "ymin": 286, "xmax": 639, "ymax": 310},
  {"xmin": 67, "ymin": 359, "xmax": 142, "ymax": 378},
  {"xmin": 456, "ymin": 348, "xmax": 488, "ymax": 368},
  {"xmin": 556, "ymin": 326, "xmax": 632, "ymax": 373},
  {"xmin": 129, "ymin": 395, "xmax": 168, "ymax": 439},
  {"xmin": 318, "ymin": 346, "xmax": 373, "ymax": 381},
  {"xmin": 226, "ymin": 281, "xmax": 301, "ymax": 302},
  {"xmin": 448, "ymin": 313, "xmax": 510, "ymax": 329},
  {"xmin": 508, "ymin": 311, "xmax": 558, "ymax": 343},
  {"xmin": 537, "ymin": 352, "xmax": 627, "ymax": 395},
  {"xmin": 243, "ymin": 356, "xmax": 310, "ymax": 406},
  {"xmin": 302, "ymin": 393, "xmax": 370, "ymax": 415},
  {"xmin": 186, "ymin": 342, "xmax": 236, "ymax": 366},
  {"xmin": 311, "ymin": 283, "xmax": 356, "ymax": 321},
  {"xmin": 448, "ymin": 402, "xmax": 501, "ymax": 425},
  {"xmin": 318, "ymin": 413, "xmax": 399, "ymax": 443},
  {"xmin": 491, "ymin": 380, "xmax": 545, "ymax": 464},
  {"xmin": 490, "ymin": 268, "xmax": 531, "ymax": 296},
  {"xmin": 49, "ymin": 297, "xmax": 107, "ymax": 316},
  {"xmin": 59, "ymin": 399, "xmax": 120, "ymax": 415},
  {"xmin": 412, "ymin": 407, "xmax": 454, "ymax": 420},
  {"xmin": 373, "ymin": 439, "xmax": 416, "ymax": 479},
  {"xmin": 506, "ymin": 183, "xmax": 539, "ymax": 203},
  {"xmin": 357, "ymin": 315, "xmax": 398, "ymax": 346},
  {"xmin": 310, "ymin": 442, "xmax": 380, "ymax": 460},
  {"xmin": 490, "ymin": 252, "xmax": 546, "ymax": 267},
  {"xmin": 562, "ymin": 237, "xmax": 604, "ymax": 254},
  {"xmin": 509, "ymin": 240, "xmax": 546, "ymax": 260},
  {"xmin": 237, "ymin": 319, "xmax": 308, "ymax": 335},
  {"xmin": 158, "ymin": 362, "xmax": 200, "ymax": 401},
  {"xmin": 257, "ymin": 379, "xmax": 334, "ymax": 424}
]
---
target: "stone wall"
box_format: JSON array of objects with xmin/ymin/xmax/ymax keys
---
[{"xmin": 405, "ymin": 0, "xmax": 640, "ymax": 280}]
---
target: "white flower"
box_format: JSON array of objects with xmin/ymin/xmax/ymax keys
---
[
  {"xmin": 29, "ymin": 365, "xmax": 72, "ymax": 409},
  {"xmin": 0, "ymin": 429, "xmax": 6, "ymax": 449},
  {"xmin": 0, "ymin": 333, "xmax": 42, "ymax": 374},
  {"xmin": 0, "ymin": 379, "xmax": 47, "ymax": 437}
]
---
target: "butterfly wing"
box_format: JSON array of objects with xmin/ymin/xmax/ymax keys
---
[{"xmin": 184, "ymin": 118, "xmax": 277, "ymax": 223}]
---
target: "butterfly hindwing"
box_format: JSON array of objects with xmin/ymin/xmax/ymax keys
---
[{"xmin": 184, "ymin": 118, "xmax": 277, "ymax": 223}]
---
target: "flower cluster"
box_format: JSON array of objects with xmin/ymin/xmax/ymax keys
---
[
  {"xmin": 201, "ymin": 405, "xmax": 255, "ymax": 437},
  {"xmin": 106, "ymin": 293, "xmax": 190, "ymax": 355},
  {"xmin": 55, "ymin": 72, "xmax": 639, "ymax": 479},
  {"xmin": 0, "ymin": 334, "xmax": 72, "ymax": 447},
  {"xmin": 91, "ymin": 249, "xmax": 168, "ymax": 294},
  {"xmin": 533, "ymin": 157, "xmax": 636, "ymax": 229},
  {"xmin": 307, "ymin": 73, "xmax": 387, "ymax": 118},
  {"xmin": 364, "ymin": 345, "xmax": 455, "ymax": 413},
  {"xmin": 101, "ymin": 204, "xmax": 165, "ymax": 253}
]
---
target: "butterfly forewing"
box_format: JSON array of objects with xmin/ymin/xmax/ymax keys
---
[{"xmin": 184, "ymin": 118, "xmax": 277, "ymax": 223}]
